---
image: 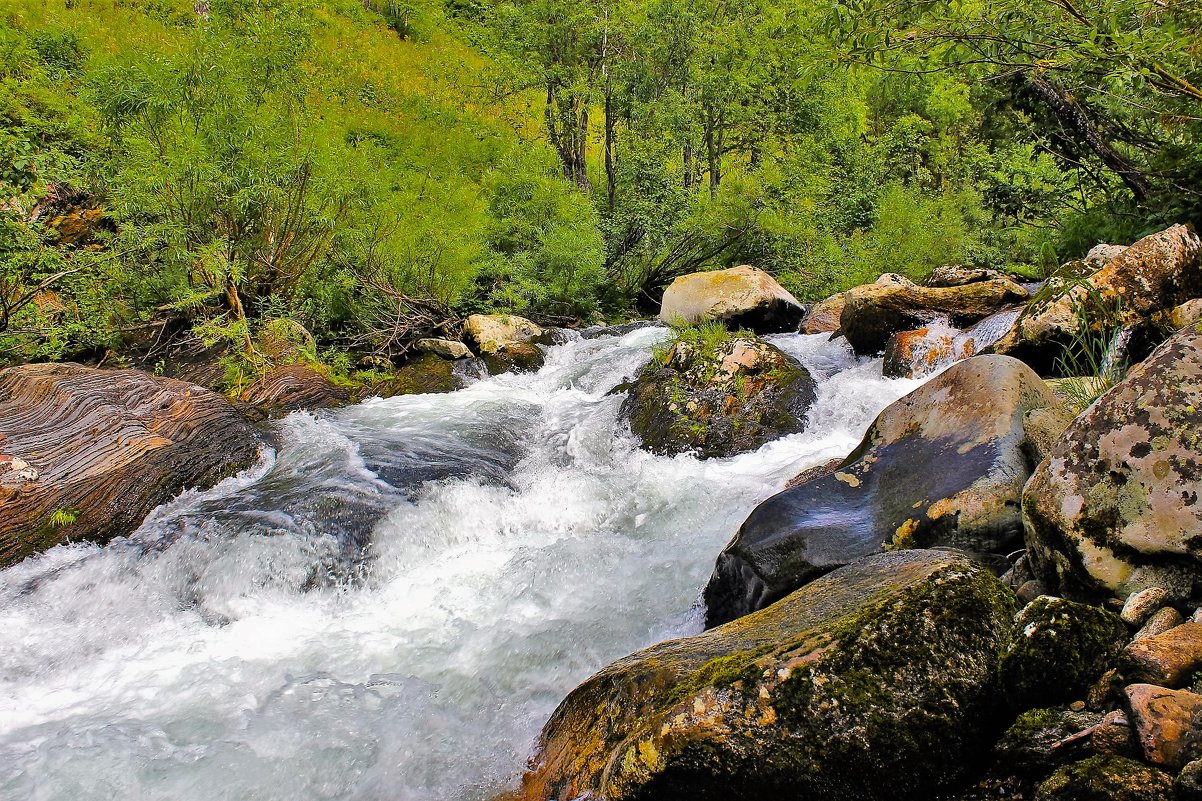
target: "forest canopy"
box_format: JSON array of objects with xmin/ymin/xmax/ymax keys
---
[{"xmin": 1, "ymin": 0, "xmax": 1199, "ymax": 376}]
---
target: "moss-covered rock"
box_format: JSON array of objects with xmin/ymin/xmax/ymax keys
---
[
  {"xmin": 704, "ymin": 355, "xmax": 1061, "ymax": 627},
  {"xmin": 1034, "ymin": 756, "xmax": 1173, "ymax": 801},
  {"xmin": 995, "ymin": 708, "xmax": 1106, "ymax": 775},
  {"xmin": 482, "ymin": 342, "xmax": 545, "ymax": 375},
  {"xmin": 373, "ymin": 352, "xmax": 461, "ymax": 395},
  {"xmin": 1023, "ymin": 321, "xmax": 1202, "ymax": 608},
  {"xmin": 517, "ymin": 550, "xmax": 1015, "ymax": 801},
  {"xmin": 619, "ymin": 326, "xmax": 816, "ymax": 459},
  {"xmin": 999, "ymin": 596, "xmax": 1128, "ymax": 710}
]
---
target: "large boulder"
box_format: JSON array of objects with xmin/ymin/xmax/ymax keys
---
[
  {"xmin": 0, "ymin": 363, "xmax": 261, "ymax": 566},
  {"xmin": 1023, "ymin": 322, "xmax": 1202, "ymax": 607},
  {"xmin": 658, "ymin": 265, "xmax": 805, "ymax": 334},
  {"xmin": 464, "ymin": 313, "xmax": 543, "ymax": 354},
  {"xmin": 1124, "ymin": 684, "xmax": 1202, "ymax": 770},
  {"xmin": 839, "ymin": 273, "xmax": 1029, "ymax": 355},
  {"xmin": 926, "ymin": 265, "xmax": 1010, "ymax": 288},
  {"xmin": 991, "ymin": 225, "xmax": 1202, "ymax": 373},
  {"xmin": 517, "ymin": 550, "xmax": 1014, "ymax": 801},
  {"xmin": 1034, "ymin": 756, "xmax": 1174, "ymax": 801},
  {"xmin": 703, "ymin": 355, "xmax": 1061, "ymax": 626},
  {"xmin": 621, "ymin": 333, "xmax": 816, "ymax": 459}
]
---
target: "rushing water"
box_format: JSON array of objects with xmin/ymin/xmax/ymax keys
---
[{"xmin": 0, "ymin": 328, "xmax": 927, "ymax": 801}]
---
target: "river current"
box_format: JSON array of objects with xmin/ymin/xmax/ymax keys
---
[{"xmin": 0, "ymin": 328, "xmax": 927, "ymax": 801}]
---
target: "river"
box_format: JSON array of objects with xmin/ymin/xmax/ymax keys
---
[{"xmin": 0, "ymin": 327, "xmax": 927, "ymax": 801}]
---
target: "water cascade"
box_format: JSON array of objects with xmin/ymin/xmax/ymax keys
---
[{"xmin": 0, "ymin": 328, "xmax": 929, "ymax": 801}]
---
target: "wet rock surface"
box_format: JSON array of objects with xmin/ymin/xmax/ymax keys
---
[
  {"xmin": 518, "ymin": 550, "xmax": 1014, "ymax": 801},
  {"xmin": 239, "ymin": 363, "xmax": 351, "ymax": 415},
  {"xmin": 703, "ymin": 355, "xmax": 1060, "ymax": 626},
  {"xmin": 620, "ymin": 334, "xmax": 816, "ymax": 459}
]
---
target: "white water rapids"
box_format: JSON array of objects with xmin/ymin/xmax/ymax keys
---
[{"xmin": 0, "ymin": 328, "xmax": 928, "ymax": 801}]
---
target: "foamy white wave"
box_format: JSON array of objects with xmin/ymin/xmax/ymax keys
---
[{"xmin": 0, "ymin": 326, "xmax": 929, "ymax": 801}]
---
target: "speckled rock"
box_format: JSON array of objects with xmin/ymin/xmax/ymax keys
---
[
  {"xmin": 703, "ymin": 355, "xmax": 1061, "ymax": 627},
  {"xmin": 1085, "ymin": 244, "xmax": 1129, "ymax": 269},
  {"xmin": 1176, "ymin": 759, "xmax": 1202, "ymax": 801},
  {"xmin": 620, "ymin": 334, "xmax": 816, "ymax": 459},
  {"xmin": 993, "ymin": 707, "xmax": 1105, "ymax": 774},
  {"xmin": 517, "ymin": 551, "xmax": 1014, "ymax": 801},
  {"xmin": 1123, "ymin": 588, "xmax": 1174, "ymax": 627},
  {"xmin": 799, "ymin": 292, "xmax": 846, "ymax": 334},
  {"xmin": 998, "ymin": 596, "xmax": 1128, "ymax": 710},
  {"xmin": 0, "ymin": 363, "xmax": 261, "ymax": 566},
  {"xmin": 1124, "ymin": 684, "xmax": 1202, "ymax": 770},
  {"xmin": 658, "ymin": 265, "xmax": 805, "ymax": 334},
  {"xmin": 1134, "ymin": 607, "xmax": 1184, "ymax": 641},
  {"xmin": 1123, "ymin": 623, "xmax": 1202, "ymax": 688},
  {"xmin": 991, "ymin": 225, "xmax": 1202, "ymax": 373},
  {"xmin": 1034, "ymin": 756, "xmax": 1174, "ymax": 801},
  {"xmin": 1023, "ymin": 322, "xmax": 1202, "ymax": 606},
  {"xmin": 464, "ymin": 314, "xmax": 543, "ymax": 354},
  {"xmin": 839, "ymin": 274, "xmax": 1029, "ymax": 355},
  {"xmin": 1170, "ymin": 299, "xmax": 1202, "ymax": 331}
]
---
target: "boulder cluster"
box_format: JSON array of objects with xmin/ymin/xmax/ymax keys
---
[{"xmin": 520, "ymin": 225, "xmax": 1202, "ymax": 801}]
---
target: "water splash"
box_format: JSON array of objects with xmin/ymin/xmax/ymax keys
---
[{"xmin": 0, "ymin": 328, "xmax": 926, "ymax": 801}]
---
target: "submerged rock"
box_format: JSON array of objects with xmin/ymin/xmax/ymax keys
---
[
  {"xmin": 518, "ymin": 550, "xmax": 1014, "ymax": 801},
  {"xmin": 658, "ymin": 265, "xmax": 805, "ymax": 334},
  {"xmin": 1023, "ymin": 322, "xmax": 1202, "ymax": 607},
  {"xmin": 839, "ymin": 274, "xmax": 1029, "ymax": 355},
  {"xmin": 620, "ymin": 332, "xmax": 816, "ymax": 459},
  {"xmin": 992, "ymin": 225, "xmax": 1202, "ymax": 373},
  {"xmin": 998, "ymin": 595, "xmax": 1128, "ymax": 710},
  {"xmin": 0, "ymin": 363, "xmax": 261, "ymax": 566},
  {"xmin": 703, "ymin": 355, "xmax": 1060, "ymax": 626}
]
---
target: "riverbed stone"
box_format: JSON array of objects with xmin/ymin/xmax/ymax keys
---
[
  {"xmin": 993, "ymin": 707, "xmax": 1105, "ymax": 774},
  {"xmin": 703, "ymin": 355, "xmax": 1061, "ymax": 626},
  {"xmin": 991, "ymin": 225, "xmax": 1202, "ymax": 373},
  {"xmin": 239, "ymin": 363, "xmax": 351, "ymax": 414},
  {"xmin": 658, "ymin": 265, "xmax": 805, "ymax": 334},
  {"xmin": 517, "ymin": 550, "xmax": 1014, "ymax": 801},
  {"xmin": 0, "ymin": 363, "xmax": 262, "ymax": 566},
  {"xmin": 621, "ymin": 332, "xmax": 816, "ymax": 459},
  {"xmin": 1123, "ymin": 684, "xmax": 1202, "ymax": 770},
  {"xmin": 839, "ymin": 274, "xmax": 1029, "ymax": 355},
  {"xmin": 1177, "ymin": 760, "xmax": 1202, "ymax": 801},
  {"xmin": 1123, "ymin": 623, "xmax": 1202, "ymax": 688},
  {"xmin": 415, "ymin": 337, "xmax": 473, "ymax": 359},
  {"xmin": 1134, "ymin": 608, "xmax": 1185, "ymax": 641},
  {"xmin": 799, "ymin": 292, "xmax": 846, "ymax": 334},
  {"xmin": 926, "ymin": 265, "xmax": 1009, "ymax": 287},
  {"xmin": 1023, "ymin": 322, "xmax": 1202, "ymax": 607},
  {"xmin": 998, "ymin": 596, "xmax": 1128, "ymax": 710},
  {"xmin": 1123, "ymin": 588, "xmax": 1175, "ymax": 627},
  {"xmin": 882, "ymin": 326, "xmax": 975, "ymax": 378},
  {"xmin": 482, "ymin": 342, "xmax": 545, "ymax": 375}
]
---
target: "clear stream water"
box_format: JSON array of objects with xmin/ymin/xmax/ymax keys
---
[{"xmin": 0, "ymin": 328, "xmax": 929, "ymax": 801}]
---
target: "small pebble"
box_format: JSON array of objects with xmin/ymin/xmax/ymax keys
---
[
  {"xmin": 1122, "ymin": 587, "xmax": 1172, "ymax": 626},
  {"xmin": 1070, "ymin": 700, "xmax": 1086, "ymax": 712},
  {"xmin": 1134, "ymin": 607, "xmax": 1185, "ymax": 641}
]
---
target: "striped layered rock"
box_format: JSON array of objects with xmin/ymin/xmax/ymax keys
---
[
  {"xmin": 239, "ymin": 363, "xmax": 351, "ymax": 415},
  {"xmin": 0, "ymin": 363, "xmax": 261, "ymax": 566}
]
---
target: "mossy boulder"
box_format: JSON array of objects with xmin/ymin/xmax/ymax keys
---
[
  {"xmin": 1034, "ymin": 756, "xmax": 1173, "ymax": 801},
  {"xmin": 999, "ymin": 596, "xmax": 1128, "ymax": 710},
  {"xmin": 373, "ymin": 353, "xmax": 462, "ymax": 395},
  {"xmin": 839, "ymin": 273, "xmax": 1029, "ymax": 355},
  {"xmin": 658, "ymin": 265, "xmax": 805, "ymax": 334},
  {"xmin": 1023, "ymin": 321, "xmax": 1202, "ymax": 607},
  {"xmin": 619, "ymin": 329, "xmax": 816, "ymax": 459},
  {"xmin": 994, "ymin": 707, "xmax": 1105, "ymax": 775},
  {"xmin": 517, "ymin": 550, "xmax": 1015, "ymax": 801},
  {"xmin": 991, "ymin": 224, "xmax": 1202, "ymax": 374},
  {"xmin": 704, "ymin": 355, "xmax": 1061, "ymax": 627}
]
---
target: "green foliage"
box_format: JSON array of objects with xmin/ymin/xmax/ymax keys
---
[{"xmin": 1053, "ymin": 285, "xmax": 1128, "ymax": 413}]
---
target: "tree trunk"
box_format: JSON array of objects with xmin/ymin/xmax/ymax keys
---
[{"xmin": 1027, "ymin": 72, "xmax": 1151, "ymax": 202}]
